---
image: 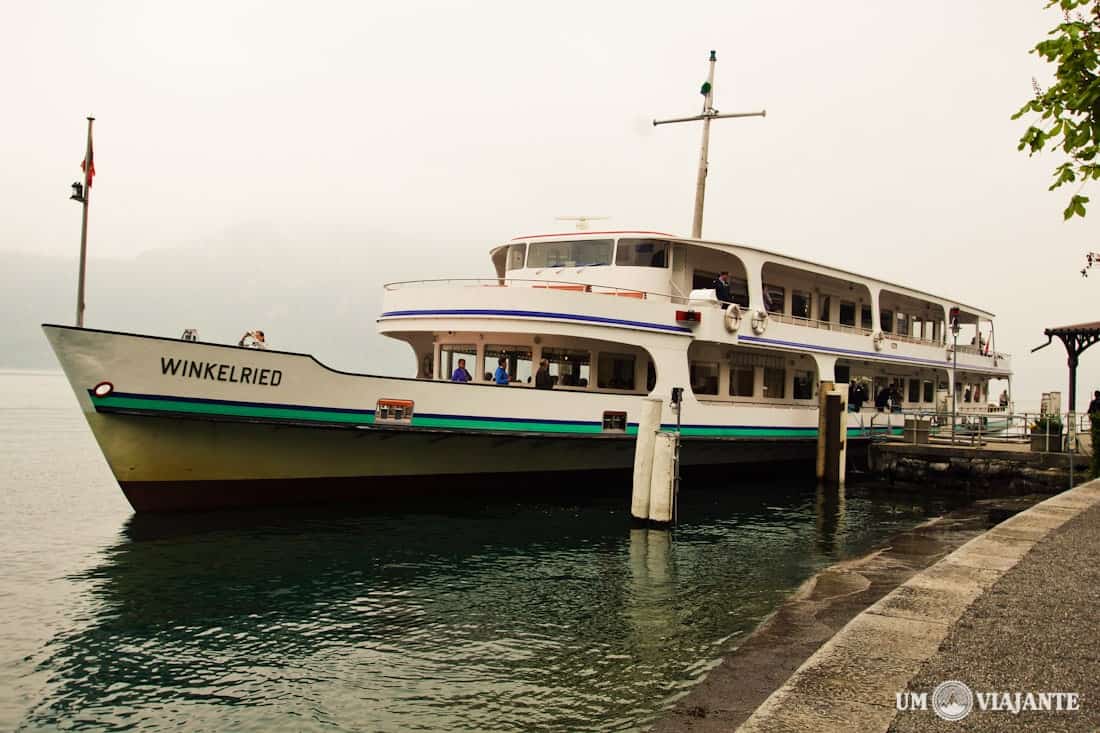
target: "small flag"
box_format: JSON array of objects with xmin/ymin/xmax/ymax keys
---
[{"xmin": 81, "ymin": 136, "xmax": 95, "ymax": 188}]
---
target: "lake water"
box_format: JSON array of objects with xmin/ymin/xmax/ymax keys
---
[{"xmin": 0, "ymin": 371, "xmax": 967, "ymax": 732}]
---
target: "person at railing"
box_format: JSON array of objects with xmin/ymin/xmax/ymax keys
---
[
  {"xmin": 450, "ymin": 358, "xmax": 472, "ymax": 383},
  {"xmin": 999, "ymin": 389, "xmax": 1009, "ymax": 408},
  {"xmin": 713, "ymin": 272, "xmax": 732, "ymax": 309},
  {"xmin": 889, "ymin": 385, "xmax": 903, "ymax": 413},
  {"xmin": 849, "ymin": 380, "xmax": 866, "ymax": 412},
  {"xmin": 964, "ymin": 386, "xmax": 971, "ymax": 403},
  {"xmin": 535, "ymin": 359, "xmax": 553, "ymax": 390},
  {"xmin": 238, "ymin": 330, "xmax": 266, "ymax": 349},
  {"xmin": 875, "ymin": 387, "xmax": 889, "ymax": 412},
  {"xmin": 493, "ymin": 357, "xmax": 510, "ymax": 386},
  {"xmin": 1088, "ymin": 390, "xmax": 1100, "ymax": 416}
]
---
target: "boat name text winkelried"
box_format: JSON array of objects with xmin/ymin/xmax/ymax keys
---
[{"xmin": 161, "ymin": 357, "xmax": 283, "ymax": 386}]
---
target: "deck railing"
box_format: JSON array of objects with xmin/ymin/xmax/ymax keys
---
[
  {"xmin": 383, "ymin": 278, "xmax": 693, "ymax": 304},
  {"xmin": 383, "ymin": 280, "xmax": 1010, "ymax": 359}
]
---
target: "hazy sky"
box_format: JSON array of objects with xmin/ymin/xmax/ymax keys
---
[{"xmin": 2, "ymin": 1, "xmax": 1097, "ymax": 408}]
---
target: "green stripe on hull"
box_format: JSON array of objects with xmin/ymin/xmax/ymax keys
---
[
  {"xmin": 91, "ymin": 394, "xmax": 893, "ymax": 439},
  {"xmin": 93, "ymin": 395, "xmax": 371, "ymax": 425}
]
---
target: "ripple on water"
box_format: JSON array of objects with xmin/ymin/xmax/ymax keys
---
[{"xmin": 1, "ymin": 373, "xmax": 967, "ymax": 732}]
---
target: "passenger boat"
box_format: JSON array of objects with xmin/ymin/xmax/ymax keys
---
[{"xmin": 43, "ymin": 230, "xmax": 1012, "ymax": 512}]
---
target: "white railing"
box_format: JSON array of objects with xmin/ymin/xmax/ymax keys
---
[
  {"xmin": 870, "ymin": 409, "xmax": 1091, "ymax": 451},
  {"xmin": 383, "ymin": 278, "xmax": 693, "ymax": 304},
  {"xmin": 768, "ymin": 311, "xmax": 874, "ymax": 337}
]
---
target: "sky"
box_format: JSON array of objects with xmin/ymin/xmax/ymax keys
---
[{"xmin": 1, "ymin": 0, "xmax": 1097, "ymax": 410}]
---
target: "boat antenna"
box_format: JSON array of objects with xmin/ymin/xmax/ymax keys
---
[
  {"xmin": 653, "ymin": 51, "xmax": 765, "ymax": 239},
  {"xmin": 555, "ymin": 216, "xmax": 609, "ymax": 231}
]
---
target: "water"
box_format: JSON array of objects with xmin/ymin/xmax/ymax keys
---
[{"xmin": 1, "ymin": 371, "xmax": 965, "ymax": 732}]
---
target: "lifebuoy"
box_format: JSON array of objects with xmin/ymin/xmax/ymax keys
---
[
  {"xmin": 751, "ymin": 309, "xmax": 769, "ymax": 335},
  {"xmin": 724, "ymin": 303, "xmax": 742, "ymax": 333},
  {"xmin": 873, "ymin": 331, "xmax": 885, "ymax": 351}
]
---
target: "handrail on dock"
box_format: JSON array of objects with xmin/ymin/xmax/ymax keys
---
[{"xmin": 873, "ymin": 409, "xmax": 1090, "ymax": 453}]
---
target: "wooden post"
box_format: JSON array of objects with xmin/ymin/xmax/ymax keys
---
[{"xmin": 817, "ymin": 381, "xmax": 848, "ymax": 485}]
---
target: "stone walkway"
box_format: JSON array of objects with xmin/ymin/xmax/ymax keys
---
[
  {"xmin": 890, "ymin": 490, "xmax": 1100, "ymax": 732},
  {"xmin": 729, "ymin": 479, "xmax": 1100, "ymax": 732}
]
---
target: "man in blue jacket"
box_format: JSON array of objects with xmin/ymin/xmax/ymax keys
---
[{"xmin": 494, "ymin": 357, "xmax": 510, "ymax": 385}]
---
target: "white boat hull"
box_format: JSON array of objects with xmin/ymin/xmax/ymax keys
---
[{"xmin": 44, "ymin": 324, "xmax": 875, "ymax": 512}]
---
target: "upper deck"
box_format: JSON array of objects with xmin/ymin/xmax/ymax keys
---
[{"xmin": 379, "ymin": 231, "xmax": 1011, "ymax": 378}]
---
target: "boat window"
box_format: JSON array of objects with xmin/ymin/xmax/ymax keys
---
[
  {"xmin": 690, "ymin": 362, "xmax": 719, "ymax": 396},
  {"xmin": 441, "ymin": 344, "xmax": 477, "ymax": 381},
  {"xmin": 763, "ymin": 367, "xmax": 786, "ymax": 399},
  {"xmin": 729, "ymin": 367, "xmax": 754, "ymax": 397},
  {"xmin": 791, "ymin": 290, "xmax": 811, "ymax": 320},
  {"xmin": 793, "ymin": 370, "xmax": 814, "ymax": 400},
  {"xmin": 483, "ymin": 345, "xmax": 532, "ymax": 384},
  {"xmin": 543, "ymin": 347, "xmax": 590, "ymax": 388},
  {"xmin": 880, "ymin": 309, "xmax": 894, "ymax": 333},
  {"xmin": 615, "ymin": 239, "xmax": 669, "ymax": 268},
  {"xmin": 527, "ymin": 239, "xmax": 613, "ymax": 268},
  {"xmin": 647, "ymin": 361, "xmax": 656, "ymax": 391},
  {"xmin": 506, "ymin": 243, "xmax": 526, "ymax": 270},
  {"xmin": 692, "ymin": 270, "xmax": 717, "ymax": 290},
  {"xmin": 818, "ymin": 294, "xmax": 832, "ymax": 323},
  {"xmin": 897, "ymin": 312, "xmax": 909, "ymax": 337},
  {"xmin": 602, "ymin": 411, "xmax": 628, "ymax": 432},
  {"xmin": 861, "ymin": 304, "xmax": 873, "ymax": 330},
  {"xmin": 835, "ymin": 364, "xmax": 850, "ymax": 384},
  {"xmin": 764, "ymin": 284, "xmax": 785, "ymax": 314},
  {"xmin": 598, "ymin": 353, "xmax": 636, "ymax": 390},
  {"xmin": 922, "ymin": 380, "xmax": 934, "ymax": 403},
  {"xmin": 839, "ymin": 301, "xmax": 856, "ymax": 327},
  {"xmin": 908, "ymin": 379, "xmax": 921, "ymax": 403}
]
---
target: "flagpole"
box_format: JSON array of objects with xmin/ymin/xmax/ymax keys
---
[{"xmin": 76, "ymin": 116, "xmax": 94, "ymax": 327}]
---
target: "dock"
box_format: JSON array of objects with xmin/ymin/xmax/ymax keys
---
[
  {"xmin": 870, "ymin": 439, "xmax": 1091, "ymax": 493},
  {"xmin": 655, "ymin": 479, "xmax": 1100, "ymax": 732}
]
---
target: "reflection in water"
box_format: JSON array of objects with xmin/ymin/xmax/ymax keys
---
[
  {"xmin": 816, "ymin": 483, "xmax": 846, "ymax": 556},
  {"xmin": 16, "ymin": 486, "xmax": 965, "ymax": 732}
]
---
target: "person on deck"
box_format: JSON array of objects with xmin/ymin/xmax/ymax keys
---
[
  {"xmin": 1088, "ymin": 390, "xmax": 1100, "ymax": 416},
  {"xmin": 875, "ymin": 387, "xmax": 889, "ymax": 412},
  {"xmin": 713, "ymin": 272, "xmax": 732, "ymax": 308},
  {"xmin": 450, "ymin": 358, "xmax": 472, "ymax": 383},
  {"xmin": 238, "ymin": 330, "xmax": 266, "ymax": 349},
  {"xmin": 535, "ymin": 359, "xmax": 553, "ymax": 390},
  {"xmin": 849, "ymin": 380, "xmax": 865, "ymax": 412},
  {"xmin": 493, "ymin": 357, "xmax": 510, "ymax": 386}
]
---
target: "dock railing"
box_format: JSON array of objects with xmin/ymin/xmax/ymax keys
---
[{"xmin": 869, "ymin": 409, "xmax": 1090, "ymax": 454}]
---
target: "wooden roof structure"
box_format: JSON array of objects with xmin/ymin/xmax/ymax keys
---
[{"xmin": 1032, "ymin": 321, "xmax": 1100, "ymax": 412}]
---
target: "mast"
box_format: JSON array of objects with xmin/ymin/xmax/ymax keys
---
[
  {"xmin": 75, "ymin": 116, "xmax": 95, "ymax": 327},
  {"xmin": 653, "ymin": 51, "xmax": 765, "ymax": 239}
]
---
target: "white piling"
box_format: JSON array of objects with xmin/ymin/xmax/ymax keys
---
[
  {"xmin": 648, "ymin": 432, "xmax": 677, "ymax": 523},
  {"xmin": 631, "ymin": 397, "xmax": 663, "ymax": 521}
]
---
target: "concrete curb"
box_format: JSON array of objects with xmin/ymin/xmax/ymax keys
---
[{"xmin": 735, "ymin": 479, "xmax": 1100, "ymax": 733}]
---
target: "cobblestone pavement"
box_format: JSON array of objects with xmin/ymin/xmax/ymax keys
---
[{"xmin": 889, "ymin": 496, "xmax": 1100, "ymax": 733}]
